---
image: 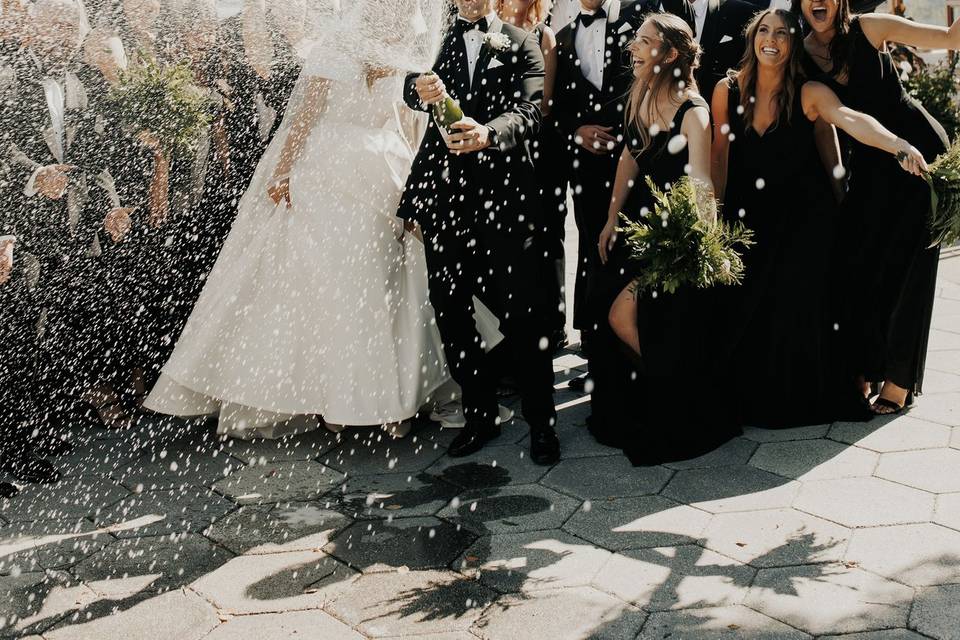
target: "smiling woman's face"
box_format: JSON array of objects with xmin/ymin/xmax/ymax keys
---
[
  {"xmin": 753, "ymin": 12, "xmax": 791, "ymax": 68},
  {"xmin": 800, "ymin": 0, "xmax": 839, "ymax": 35}
]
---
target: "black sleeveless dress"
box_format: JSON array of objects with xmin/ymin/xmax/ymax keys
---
[
  {"xmin": 721, "ymin": 79, "xmax": 838, "ymax": 427},
  {"xmin": 589, "ymin": 95, "xmax": 741, "ymax": 466},
  {"xmin": 807, "ymin": 18, "xmax": 949, "ymax": 395}
]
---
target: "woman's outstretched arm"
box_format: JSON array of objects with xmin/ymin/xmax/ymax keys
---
[
  {"xmin": 860, "ymin": 13, "xmax": 960, "ymax": 52},
  {"xmin": 802, "ymin": 81, "xmax": 927, "ymax": 177}
]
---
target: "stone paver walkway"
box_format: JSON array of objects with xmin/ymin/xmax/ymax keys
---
[{"xmin": 2, "ymin": 254, "xmax": 959, "ymax": 640}]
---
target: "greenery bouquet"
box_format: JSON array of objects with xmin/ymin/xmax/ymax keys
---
[
  {"xmin": 620, "ymin": 176, "xmax": 753, "ymax": 295},
  {"xmin": 106, "ymin": 56, "xmax": 214, "ymax": 156},
  {"xmin": 919, "ymin": 138, "xmax": 960, "ymax": 248}
]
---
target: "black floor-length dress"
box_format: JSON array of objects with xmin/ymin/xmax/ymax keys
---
[
  {"xmin": 810, "ymin": 18, "xmax": 949, "ymax": 396},
  {"xmin": 720, "ymin": 79, "xmax": 839, "ymax": 427},
  {"xmin": 589, "ymin": 94, "xmax": 741, "ymax": 465}
]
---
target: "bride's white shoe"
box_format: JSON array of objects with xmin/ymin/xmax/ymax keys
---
[
  {"xmin": 382, "ymin": 421, "xmax": 412, "ymax": 439},
  {"xmin": 323, "ymin": 421, "xmax": 347, "ymax": 434}
]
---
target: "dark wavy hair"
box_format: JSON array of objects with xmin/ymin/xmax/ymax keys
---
[
  {"xmin": 791, "ymin": 0, "xmax": 854, "ymax": 78},
  {"xmin": 732, "ymin": 8, "xmax": 806, "ymax": 130},
  {"xmin": 625, "ymin": 12, "xmax": 701, "ymax": 153}
]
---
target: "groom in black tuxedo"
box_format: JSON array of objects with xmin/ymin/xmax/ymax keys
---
[
  {"xmin": 398, "ymin": 0, "xmax": 560, "ymax": 464},
  {"xmin": 661, "ymin": 0, "xmax": 755, "ymax": 102}
]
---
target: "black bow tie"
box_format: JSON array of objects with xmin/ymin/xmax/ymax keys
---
[
  {"xmin": 578, "ymin": 9, "xmax": 606, "ymax": 28},
  {"xmin": 454, "ymin": 16, "xmax": 489, "ymax": 36}
]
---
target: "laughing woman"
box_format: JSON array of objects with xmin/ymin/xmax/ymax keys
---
[
  {"xmin": 592, "ymin": 13, "xmax": 740, "ymax": 464},
  {"xmin": 796, "ymin": 0, "xmax": 959, "ymax": 415},
  {"xmin": 711, "ymin": 8, "xmax": 927, "ymax": 427}
]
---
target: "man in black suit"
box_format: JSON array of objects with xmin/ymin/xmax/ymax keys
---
[
  {"xmin": 398, "ymin": 0, "xmax": 559, "ymax": 464},
  {"xmin": 662, "ymin": 0, "xmax": 756, "ymax": 102},
  {"xmin": 550, "ymin": 0, "xmax": 650, "ymax": 389}
]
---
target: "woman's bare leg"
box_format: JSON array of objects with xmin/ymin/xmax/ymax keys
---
[{"xmin": 609, "ymin": 284, "xmax": 641, "ymax": 355}]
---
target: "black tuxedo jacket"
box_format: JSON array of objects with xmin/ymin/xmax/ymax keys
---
[
  {"xmin": 663, "ymin": 0, "xmax": 756, "ymax": 103},
  {"xmin": 551, "ymin": 0, "xmax": 655, "ymax": 150},
  {"xmin": 398, "ymin": 16, "xmax": 545, "ymax": 237}
]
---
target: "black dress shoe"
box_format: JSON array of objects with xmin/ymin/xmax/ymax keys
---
[
  {"xmin": 530, "ymin": 428, "xmax": 560, "ymax": 465},
  {"xmin": 0, "ymin": 482, "xmax": 18, "ymax": 499},
  {"xmin": 567, "ymin": 374, "xmax": 589, "ymax": 392},
  {"xmin": 448, "ymin": 424, "xmax": 501, "ymax": 457},
  {"xmin": 2, "ymin": 453, "xmax": 61, "ymax": 484}
]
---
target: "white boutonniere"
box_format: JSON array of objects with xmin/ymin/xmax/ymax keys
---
[{"xmin": 483, "ymin": 32, "xmax": 512, "ymax": 53}]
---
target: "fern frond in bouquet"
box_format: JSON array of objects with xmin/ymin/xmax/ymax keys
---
[
  {"xmin": 921, "ymin": 138, "xmax": 960, "ymax": 248},
  {"xmin": 106, "ymin": 56, "xmax": 214, "ymax": 156},
  {"xmin": 620, "ymin": 176, "xmax": 753, "ymax": 295}
]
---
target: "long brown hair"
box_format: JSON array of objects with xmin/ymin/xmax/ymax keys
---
[
  {"xmin": 495, "ymin": 0, "xmax": 550, "ymax": 27},
  {"xmin": 792, "ymin": 0, "xmax": 853, "ymax": 77},
  {"xmin": 733, "ymin": 8, "xmax": 805, "ymax": 131},
  {"xmin": 625, "ymin": 12, "xmax": 700, "ymax": 153}
]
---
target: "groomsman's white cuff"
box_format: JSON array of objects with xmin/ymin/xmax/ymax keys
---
[{"xmin": 24, "ymin": 166, "xmax": 44, "ymax": 197}]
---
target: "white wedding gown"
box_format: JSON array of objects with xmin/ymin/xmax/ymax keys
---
[{"xmin": 145, "ymin": 54, "xmax": 494, "ymax": 439}]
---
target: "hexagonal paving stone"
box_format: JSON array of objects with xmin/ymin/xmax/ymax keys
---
[
  {"xmin": 41, "ymin": 588, "xmax": 219, "ymax": 640},
  {"xmin": 748, "ymin": 440, "xmax": 878, "ymax": 481},
  {"xmin": 793, "ymin": 477, "xmax": 935, "ymax": 528},
  {"xmin": 326, "ymin": 569, "xmax": 495, "ymax": 638},
  {"xmin": 820, "ymin": 632, "xmax": 930, "ymax": 640},
  {"xmin": 455, "ymin": 530, "xmax": 611, "ymax": 593},
  {"xmin": 424, "ymin": 445, "xmax": 549, "ymax": 490},
  {"xmin": 701, "ymin": 508, "xmax": 850, "ymax": 568},
  {"xmin": 922, "ymin": 369, "xmax": 960, "ymax": 394},
  {"xmin": 549, "ymin": 419, "xmax": 621, "ymax": 460},
  {"xmin": 661, "ymin": 466, "xmax": 801, "ymax": 514},
  {"xmin": 222, "ymin": 429, "xmax": 343, "ymax": 464},
  {"xmin": 328, "ymin": 472, "xmax": 461, "ymax": 519},
  {"xmin": 911, "ymin": 584, "xmax": 960, "ymax": 640},
  {"xmin": 326, "ymin": 430, "xmax": 453, "ymax": 475},
  {"xmin": 1, "ymin": 475, "xmax": 130, "ymax": 522},
  {"xmin": 55, "ymin": 437, "xmax": 141, "ymax": 478},
  {"xmin": 437, "ymin": 484, "xmax": 581, "ymax": 535},
  {"xmin": 663, "ymin": 438, "xmax": 758, "ymax": 470},
  {"xmin": 114, "ymin": 450, "xmax": 243, "ymax": 492},
  {"xmin": 0, "ymin": 570, "xmax": 83, "ymax": 636},
  {"xmin": 323, "ymin": 516, "xmax": 475, "ymax": 573},
  {"xmin": 0, "ymin": 519, "xmax": 113, "ymax": 575},
  {"xmin": 211, "ymin": 460, "xmax": 344, "ymax": 505},
  {"xmin": 953, "ymin": 428, "xmax": 960, "ymax": 449},
  {"xmin": 845, "ymin": 523, "xmax": 960, "ymax": 587},
  {"xmin": 828, "ymin": 417, "xmax": 951, "ymax": 452},
  {"xmin": 472, "ymin": 586, "xmax": 646, "ymax": 640},
  {"xmin": 592, "ymin": 545, "xmax": 754, "ymax": 611},
  {"xmin": 876, "ymin": 448, "xmax": 960, "ymax": 493},
  {"xmin": 541, "ymin": 457, "xmax": 672, "ymax": 500},
  {"xmin": 192, "ymin": 550, "xmax": 355, "ymax": 614},
  {"xmin": 91, "ymin": 486, "xmax": 235, "ymax": 538},
  {"xmin": 745, "ymin": 565, "xmax": 913, "ymax": 635},
  {"xmin": 562, "ymin": 496, "xmax": 712, "ymax": 551},
  {"xmin": 742, "ymin": 424, "xmax": 830, "ymax": 443},
  {"xmin": 204, "ymin": 503, "xmax": 352, "ymax": 555},
  {"xmin": 203, "ymin": 610, "xmax": 364, "ymax": 640},
  {"xmin": 909, "ymin": 392, "xmax": 960, "ymax": 428},
  {"xmin": 934, "ymin": 493, "xmax": 960, "ymax": 531},
  {"xmin": 72, "ymin": 534, "xmax": 232, "ymax": 596},
  {"xmin": 639, "ymin": 605, "xmax": 811, "ymax": 639}
]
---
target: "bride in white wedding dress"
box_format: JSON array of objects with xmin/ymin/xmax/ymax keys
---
[{"xmin": 145, "ymin": 1, "xmax": 493, "ymax": 439}]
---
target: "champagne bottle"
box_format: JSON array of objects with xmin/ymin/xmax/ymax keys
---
[{"xmin": 425, "ymin": 72, "xmax": 463, "ymax": 132}]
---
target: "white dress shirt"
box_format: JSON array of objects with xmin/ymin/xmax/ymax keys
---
[
  {"xmin": 574, "ymin": 0, "xmax": 616, "ymax": 91},
  {"xmin": 459, "ymin": 11, "xmax": 498, "ymax": 85},
  {"xmin": 768, "ymin": 0, "xmax": 793, "ymax": 10},
  {"xmin": 689, "ymin": 0, "xmax": 709, "ymax": 43}
]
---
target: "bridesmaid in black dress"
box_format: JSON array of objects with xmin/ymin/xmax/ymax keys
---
[
  {"xmin": 592, "ymin": 13, "xmax": 737, "ymax": 465},
  {"xmin": 795, "ymin": 0, "xmax": 959, "ymax": 415},
  {"xmin": 711, "ymin": 8, "xmax": 928, "ymax": 427}
]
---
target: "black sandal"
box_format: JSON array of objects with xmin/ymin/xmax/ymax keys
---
[
  {"xmin": 0, "ymin": 482, "xmax": 18, "ymax": 499},
  {"xmin": 871, "ymin": 392, "xmax": 915, "ymax": 416}
]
